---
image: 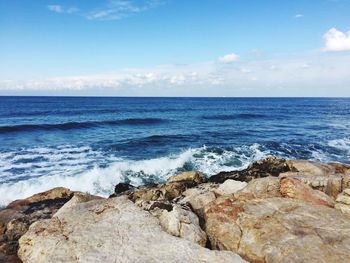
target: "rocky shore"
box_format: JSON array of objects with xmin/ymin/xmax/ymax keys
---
[{"xmin": 1, "ymin": 156, "xmax": 350, "ymax": 263}]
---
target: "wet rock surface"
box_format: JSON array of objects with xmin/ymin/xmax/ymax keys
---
[{"xmin": 209, "ymin": 156, "xmax": 290, "ymax": 183}]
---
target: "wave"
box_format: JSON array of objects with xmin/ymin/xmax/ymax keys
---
[
  {"xmin": 0, "ymin": 144, "xmax": 268, "ymax": 206},
  {"xmin": 328, "ymin": 138, "xmax": 350, "ymax": 152},
  {"xmin": 0, "ymin": 118, "xmax": 167, "ymax": 133},
  {"xmin": 201, "ymin": 113, "xmax": 267, "ymax": 120}
]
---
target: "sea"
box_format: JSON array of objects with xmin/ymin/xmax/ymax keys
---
[{"xmin": 0, "ymin": 96, "xmax": 349, "ymax": 205}]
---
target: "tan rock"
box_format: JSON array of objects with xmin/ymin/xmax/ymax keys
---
[
  {"xmin": 283, "ymin": 160, "xmax": 350, "ymax": 198},
  {"xmin": 0, "ymin": 187, "xmax": 76, "ymax": 263},
  {"xmin": 156, "ymin": 204, "xmax": 207, "ymax": 247},
  {"xmin": 214, "ymin": 180, "xmax": 247, "ymax": 196},
  {"xmin": 205, "ymin": 196, "xmax": 350, "ymax": 263},
  {"xmin": 6, "ymin": 187, "xmax": 73, "ymax": 209},
  {"xmin": 235, "ymin": 176, "xmax": 281, "ymax": 199},
  {"xmin": 286, "ymin": 160, "xmax": 333, "ymax": 176},
  {"xmin": 167, "ymin": 171, "xmax": 206, "ymax": 184},
  {"xmin": 280, "ymin": 177, "xmax": 335, "ymax": 207},
  {"xmin": 180, "ymin": 184, "xmax": 218, "ymax": 218},
  {"xmin": 343, "ymin": 188, "xmax": 350, "ymax": 196},
  {"xmin": 130, "ymin": 180, "xmax": 200, "ymax": 205},
  {"xmin": 336, "ymin": 194, "xmax": 350, "ymax": 205},
  {"xmin": 335, "ymin": 203, "xmax": 350, "ymax": 216},
  {"xmin": 335, "ymin": 188, "xmax": 350, "ymax": 216},
  {"xmin": 18, "ymin": 196, "xmax": 246, "ymax": 263}
]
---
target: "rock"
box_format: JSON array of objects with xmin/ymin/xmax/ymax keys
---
[
  {"xmin": 0, "ymin": 187, "xmax": 75, "ymax": 263},
  {"xmin": 130, "ymin": 182, "xmax": 190, "ymax": 205},
  {"xmin": 6, "ymin": 187, "xmax": 73, "ymax": 210},
  {"xmin": 287, "ymin": 160, "xmax": 350, "ymax": 176},
  {"xmin": 235, "ymin": 176, "xmax": 281, "ymax": 199},
  {"xmin": 280, "ymin": 172, "xmax": 344, "ymax": 198},
  {"xmin": 18, "ymin": 196, "xmax": 246, "ymax": 263},
  {"xmin": 130, "ymin": 175, "xmax": 207, "ymax": 206},
  {"xmin": 180, "ymin": 184, "xmax": 218, "ymax": 218},
  {"xmin": 335, "ymin": 203, "xmax": 350, "ymax": 216},
  {"xmin": 132, "ymin": 198, "xmax": 207, "ymax": 247},
  {"xmin": 280, "ymin": 177, "xmax": 335, "ymax": 207},
  {"xmin": 282, "ymin": 160, "xmax": 350, "ymax": 198},
  {"xmin": 209, "ymin": 156, "xmax": 290, "ymax": 183},
  {"xmin": 335, "ymin": 188, "xmax": 350, "ymax": 216},
  {"xmin": 336, "ymin": 193, "xmax": 350, "ymax": 205},
  {"xmin": 204, "ymin": 196, "xmax": 350, "ymax": 263},
  {"xmin": 156, "ymin": 204, "xmax": 207, "ymax": 247},
  {"xmin": 344, "ymin": 188, "xmax": 350, "ymax": 195},
  {"xmin": 214, "ymin": 180, "xmax": 247, "ymax": 196},
  {"xmin": 167, "ymin": 171, "xmax": 206, "ymax": 184},
  {"xmin": 109, "ymin": 183, "xmax": 134, "ymax": 197}
]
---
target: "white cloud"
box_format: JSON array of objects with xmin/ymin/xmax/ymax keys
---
[
  {"xmin": 47, "ymin": 5, "xmax": 79, "ymax": 14},
  {"xmin": 218, "ymin": 53, "xmax": 240, "ymax": 63},
  {"xmin": 86, "ymin": 0, "xmax": 163, "ymax": 21},
  {"xmin": 294, "ymin": 14, "xmax": 304, "ymax": 18},
  {"xmin": 47, "ymin": 5, "xmax": 63, "ymax": 13},
  {"xmin": 1, "ymin": 55, "xmax": 350, "ymax": 96},
  {"xmin": 323, "ymin": 27, "xmax": 350, "ymax": 52}
]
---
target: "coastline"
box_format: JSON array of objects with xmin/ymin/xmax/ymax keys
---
[{"xmin": 1, "ymin": 156, "xmax": 350, "ymax": 262}]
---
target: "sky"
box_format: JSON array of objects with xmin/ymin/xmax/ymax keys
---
[{"xmin": 0, "ymin": 0, "xmax": 350, "ymax": 96}]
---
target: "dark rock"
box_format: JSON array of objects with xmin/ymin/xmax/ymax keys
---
[
  {"xmin": 109, "ymin": 183, "xmax": 135, "ymax": 197},
  {"xmin": 209, "ymin": 156, "xmax": 290, "ymax": 183}
]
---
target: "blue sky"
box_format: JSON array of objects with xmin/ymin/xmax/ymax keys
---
[{"xmin": 0, "ymin": 0, "xmax": 350, "ymax": 96}]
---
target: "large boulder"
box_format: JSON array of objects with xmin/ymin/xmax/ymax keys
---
[
  {"xmin": 214, "ymin": 180, "xmax": 247, "ymax": 196},
  {"xmin": 209, "ymin": 156, "xmax": 290, "ymax": 183},
  {"xmin": 280, "ymin": 177, "xmax": 335, "ymax": 207},
  {"xmin": 155, "ymin": 204, "xmax": 207, "ymax": 247},
  {"xmin": 0, "ymin": 187, "xmax": 75, "ymax": 263},
  {"xmin": 167, "ymin": 171, "xmax": 206, "ymax": 184},
  {"xmin": 18, "ymin": 196, "xmax": 246, "ymax": 263},
  {"xmin": 235, "ymin": 176, "xmax": 281, "ymax": 199},
  {"xmin": 282, "ymin": 160, "xmax": 350, "ymax": 198},
  {"xmin": 204, "ymin": 196, "xmax": 350, "ymax": 263},
  {"xmin": 180, "ymin": 183, "xmax": 218, "ymax": 218},
  {"xmin": 128, "ymin": 172, "xmax": 206, "ymax": 205}
]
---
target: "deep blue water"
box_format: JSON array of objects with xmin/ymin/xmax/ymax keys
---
[{"xmin": 0, "ymin": 96, "xmax": 350, "ymax": 205}]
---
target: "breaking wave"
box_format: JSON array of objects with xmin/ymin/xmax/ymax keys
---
[{"xmin": 0, "ymin": 144, "xmax": 268, "ymax": 206}]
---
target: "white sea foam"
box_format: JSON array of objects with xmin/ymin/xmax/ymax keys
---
[
  {"xmin": 0, "ymin": 144, "xmax": 269, "ymax": 206},
  {"xmin": 328, "ymin": 138, "xmax": 350, "ymax": 152}
]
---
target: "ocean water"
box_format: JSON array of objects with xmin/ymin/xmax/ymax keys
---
[{"xmin": 0, "ymin": 96, "xmax": 350, "ymax": 205}]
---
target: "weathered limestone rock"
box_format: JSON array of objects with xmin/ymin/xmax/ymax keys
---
[
  {"xmin": 287, "ymin": 160, "xmax": 350, "ymax": 176},
  {"xmin": 205, "ymin": 196, "xmax": 350, "ymax": 263},
  {"xmin": 235, "ymin": 176, "xmax": 281, "ymax": 199},
  {"xmin": 282, "ymin": 160, "xmax": 350, "ymax": 198},
  {"xmin": 280, "ymin": 177, "xmax": 335, "ymax": 207},
  {"xmin": 209, "ymin": 156, "xmax": 290, "ymax": 183},
  {"xmin": 0, "ymin": 187, "xmax": 75, "ymax": 263},
  {"xmin": 130, "ymin": 182, "xmax": 190, "ymax": 205},
  {"xmin": 129, "ymin": 172, "xmax": 206, "ymax": 205},
  {"xmin": 214, "ymin": 180, "xmax": 247, "ymax": 196},
  {"xmin": 155, "ymin": 204, "xmax": 207, "ymax": 246},
  {"xmin": 180, "ymin": 183, "xmax": 218, "ymax": 218},
  {"xmin": 335, "ymin": 188, "xmax": 350, "ymax": 216},
  {"xmin": 18, "ymin": 197, "xmax": 246, "ymax": 263},
  {"xmin": 167, "ymin": 171, "xmax": 206, "ymax": 184}
]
